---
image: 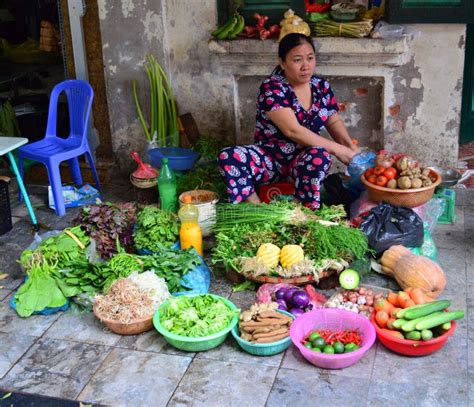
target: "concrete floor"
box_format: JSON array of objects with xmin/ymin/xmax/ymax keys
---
[{"xmin": 0, "ymin": 180, "xmax": 472, "ymax": 406}]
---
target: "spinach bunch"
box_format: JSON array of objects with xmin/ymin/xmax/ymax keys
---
[{"xmin": 134, "ymin": 207, "xmax": 179, "ymax": 252}]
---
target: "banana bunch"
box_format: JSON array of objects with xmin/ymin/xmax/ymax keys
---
[{"xmin": 211, "ymin": 13, "xmax": 245, "ymax": 40}]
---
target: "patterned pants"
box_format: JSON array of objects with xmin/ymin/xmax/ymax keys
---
[{"xmin": 218, "ymin": 142, "xmax": 332, "ymax": 209}]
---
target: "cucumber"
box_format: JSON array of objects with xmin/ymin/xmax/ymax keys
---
[
  {"xmin": 421, "ymin": 329, "xmax": 433, "ymax": 340},
  {"xmin": 405, "ymin": 331, "xmax": 421, "ymax": 341},
  {"xmin": 403, "ymin": 300, "xmax": 451, "ymax": 320},
  {"xmin": 401, "ymin": 312, "xmax": 443, "ymax": 332},
  {"xmin": 392, "ymin": 319, "xmax": 408, "ymax": 329},
  {"xmin": 415, "ymin": 311, "xmax": 465, "ymax": 331},
  {"xmin": 441, "ymin": 322, "xmax": 451, "ymax": 330}
]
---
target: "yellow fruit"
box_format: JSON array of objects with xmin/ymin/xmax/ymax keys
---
[
  {"xmin": 280, "ymin": 245, "xmax": 304, "ymax": 270},
  {"xmin": 256, "ymin": 243, "xmax": 281, "ymax": 269}
]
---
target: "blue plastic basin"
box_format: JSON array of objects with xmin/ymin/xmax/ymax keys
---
[{"xmin": 148, "ymin": 147, "xmax": 199, "ymax": 171}]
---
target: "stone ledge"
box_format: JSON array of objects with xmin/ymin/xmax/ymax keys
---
[{"xmin": 209, "ymin": 36, "xmax": 410, "ymax": 68}]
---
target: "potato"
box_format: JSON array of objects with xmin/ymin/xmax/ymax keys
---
[
  {"xmin": 387, "ymin": 179, "xmax": 397, "ymax": 189},
  {"xmin": 397, "ymin": 176, "xmax": 412, "ymax": 189},
  {"xmin": 411, "ymin": 178, "xmax": 423, "ymax": 189}
]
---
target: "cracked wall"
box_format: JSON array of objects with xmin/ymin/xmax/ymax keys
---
[{"xmin": 97, "ymin": 1, "xmax": 465, "ymax": 171}]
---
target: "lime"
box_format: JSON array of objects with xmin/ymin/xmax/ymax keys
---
[
  {"xmin": 339, "ymin": 269, "xmax": 360, "ymax": 290},
  {"xmin": 308, "ymin": 332, "xmax": 321, "ymax": 342},
  {"xmin": 333, "ymin": 341, "xmax": 345, "ymax": 354},
  {"xmin": 312, "ymin": 337, "xmax": 326, "ymax": 349},
  {"xmin": 304, "ymin": 342, "xmax": 313, "ymax": 349},
  {"xmin": 311, "ymin": 347, "xmax": 322, "ymax": 353},
  {"xmin": 323, "ymin": 345, "xmax": 335, "ymax": 354},
  {"xmin": 344, "ymin": 343, "xmax": 357, "ymax": 352}
]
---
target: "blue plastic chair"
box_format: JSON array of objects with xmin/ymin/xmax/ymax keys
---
[{"xmin": 18, "ymin": 79, "xmax": 101, "ymax": 216}]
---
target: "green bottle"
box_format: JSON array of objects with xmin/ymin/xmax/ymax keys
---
[{"xmin": 158, "ymin": 158, "xmax": 177, "ymax": 212}]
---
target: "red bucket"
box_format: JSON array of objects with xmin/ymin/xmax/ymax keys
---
[{"xmin": 257, "ymin": 182, "xmax": 294, "ymax": 203}]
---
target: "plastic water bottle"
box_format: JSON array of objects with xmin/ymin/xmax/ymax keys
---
[
  {"xmin": 158, "ymin": 158, "xmax": 177, "ymax": 212},
  {"xmin": 178, "ymin": 195, "xmax": 203, "ymax": 255}
]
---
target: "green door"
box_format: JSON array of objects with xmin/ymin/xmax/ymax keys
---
[{"xmin": 461, "ymin": 24, "xmax": 474, "ymax": 143}]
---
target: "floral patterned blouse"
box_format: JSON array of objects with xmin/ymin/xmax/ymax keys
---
[{"xmin": 254, "ymin": 66, "xmax": 339, "ymax": 146}]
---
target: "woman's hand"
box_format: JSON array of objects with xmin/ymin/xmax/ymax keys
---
[{"xmin": 333, "ymin": 144, "xmax": 358, "ymax": 165}]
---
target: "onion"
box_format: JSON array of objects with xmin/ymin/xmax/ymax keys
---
[
  {"xmin": 274, "ymin": 288, "xmax": 287, "ymax": 301},
  {"xmin": 283, "ymin": 288, "xmax": 299, "ymax": 304},
  {"xmin": 290, "ymin": 290, "xmax": 310, "ymax": 309},
  {"xmin": 375, "ymin": 153, "xmax": 394, "ymax": 168},
  {"xmin": 275, "ymin": 298, "xmax": 287, "ymax": 311},
  {"xmin": 289, "ymin": 307, "xmax": 305, "ymax": 318}
]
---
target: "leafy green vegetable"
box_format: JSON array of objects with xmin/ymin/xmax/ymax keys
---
[
  {"xmin": 159, "ymin": 294, "xmax": 237, "ymax": 337},
  {"xmin": 211, "ymin": 204, "xmax": 370, "ymax": 273},
  {"xmin": 15, "ymin": 259, "xmax": 68, "ymax": 317},
  {"xmin": 176, "ymin": 163, "xmax": 227, "ymax": 199},
  {"xmin": 232, "ymin": 280, "xmax": 256, "ymax": 292},
  {"xmin": 20, "ymin": 226, "xmax": 90, "ymax": 271},
  {"xmin": 194, "ymin": 135, "xmax": 226, "ymax": 159},
  {"xmin": 134, "ymin": 206, "xmax": 179, "ymax": 252},
  {"xmin": 140, "ymin": 248, "xmax": 202, "ymax": 293}
]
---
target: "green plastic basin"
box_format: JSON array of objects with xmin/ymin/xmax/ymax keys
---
[
  {"xmin": 153, "ymin": 294, "xmax": 239, "ymax": 352},
  {"xmin": 231, "ymin": 310, "xmax": 295, "ymax": 356}
]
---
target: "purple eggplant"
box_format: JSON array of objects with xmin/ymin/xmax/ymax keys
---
[
  {"xmin": 289, "ymin": 307, "xmax": 305, "ymax": 318},
  {"xmin": 275, "ymin": 298, "xmax": 287, "ymax": 311},
  {"xmin": 290, "ymin": 290, "xmax": 310, "ymax": 309}
]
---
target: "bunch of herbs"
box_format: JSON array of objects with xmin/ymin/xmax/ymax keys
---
[
  {"xmin": 140, "ymin": 247, "xmax": 202, "ymax": 293},
  {"xmin": 75, "ymin": 202, "xmax": 136, "ymax": 258},
  {"xmin": 134, "ymin": 206, "xmax": 179, "ymax": 252}
]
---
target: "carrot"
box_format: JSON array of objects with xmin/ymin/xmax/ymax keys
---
[
  {"xmin": 375, "ymin": 311, "xmax": 389, "ymax": 328},
  {"xmin": 387, "ymin": 292, "xmax": 400, "ymax": 307},
  {"xmin": 390, "ymin": 307, "xmax": 402, "ymax": 319},
  {"xmin": 381, "ymin": 328, "xmax": 404, "ymax": 340},
  {"xmin": 409, "ymin": 288, "xmax": 426, "ymax": 305},
  {"xmin": 374, "ymin": 298, "xmax": 388, "ymax": 312},
  {"xmin": 398, "ymin": 292, "xmax": 412, "ymax": 308},
  {"xmin": 404, "ymin": 287, "xmax": 414, "ymax": 295},
  {"xmin": 404, "ymin": 299, "xmax": 416, "ymax": 308},
  {"xmin": 387, "ymin": 318, "xmax": 397, "ymax": 330}
]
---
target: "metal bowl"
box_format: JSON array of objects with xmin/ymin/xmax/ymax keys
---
[{"xmin": 428, "ymin": 166, "xmax": 461, "ymax": 188}]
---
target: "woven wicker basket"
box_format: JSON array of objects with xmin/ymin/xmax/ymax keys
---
[{"xmin": 360, "ymin": 169, "xmax": 441, "ymax": 208}]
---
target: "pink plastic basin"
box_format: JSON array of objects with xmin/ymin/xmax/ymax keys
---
[{"xmin": 290, "ymin": 308, "xmax": 376, "ymax": 369}]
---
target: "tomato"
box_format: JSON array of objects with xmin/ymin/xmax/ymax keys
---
[
  {"xmin": 383, "ymin": 167, "xmax": 397, "ymax": 180},
  {"xmin": 373, "ymin": 166, "xmax": 386, "ymax": 176},
  {"xmin": 367, "ymin": 174, "xmax": 377, "ymax": 184},
  {"xmin": 376, "ymin": 175, "xmax": 388, "ymax": 187},
  {"xmin": 364, "ymin": 168, "xmax": 374, "ymax": 178}
]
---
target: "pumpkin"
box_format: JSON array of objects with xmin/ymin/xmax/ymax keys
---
[
  {"xmin": 380, "ymin": 245, "xmax": 446, "ymax": 299},
  {"xmin": 256, "ymin": 243, "xmax": 280, "ymax": 269},
  {"xmin": 280, "ymin": 245, "xmax": 304, "ymax": 270}
]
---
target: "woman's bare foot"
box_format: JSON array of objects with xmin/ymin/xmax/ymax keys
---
[{"xmin": 246, "ymin": 192, "xmax": 262, "ymax": 204}]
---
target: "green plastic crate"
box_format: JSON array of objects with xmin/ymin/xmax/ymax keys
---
[{"xmin": 434, "ymin": 187, "xmax": 456, "ymax": 224}]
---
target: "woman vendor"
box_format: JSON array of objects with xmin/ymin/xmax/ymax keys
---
[{"xmin": 218, "ymin": 33, "xmax": 360, "ymax": 209}]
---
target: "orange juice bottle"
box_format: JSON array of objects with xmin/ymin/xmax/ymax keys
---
[{"xmin": 178, "ymin": 195, "xmax": 203, "ymax": 256}]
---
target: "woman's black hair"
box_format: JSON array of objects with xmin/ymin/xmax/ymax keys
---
[{"xmin": 278, "ymin": 33, "xmax": 316, "ymax": 61}]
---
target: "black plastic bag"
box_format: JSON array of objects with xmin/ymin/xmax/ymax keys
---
[
  {"xmin": 321, "ymin": 174, "xmax": 355, "ymax": 216},
  {"xmin": 360, "ymin": 203, "xmax": 424, "ymax": 255}
]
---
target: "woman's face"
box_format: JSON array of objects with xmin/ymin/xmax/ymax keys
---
[{"xmin": 280, "ymin": 42, "xmax": 316, "ymax": 86}]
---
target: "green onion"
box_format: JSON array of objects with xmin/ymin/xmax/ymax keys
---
[{"xmin": 132, "ymin": 55, "xmax": 179, "ymax": 146}]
